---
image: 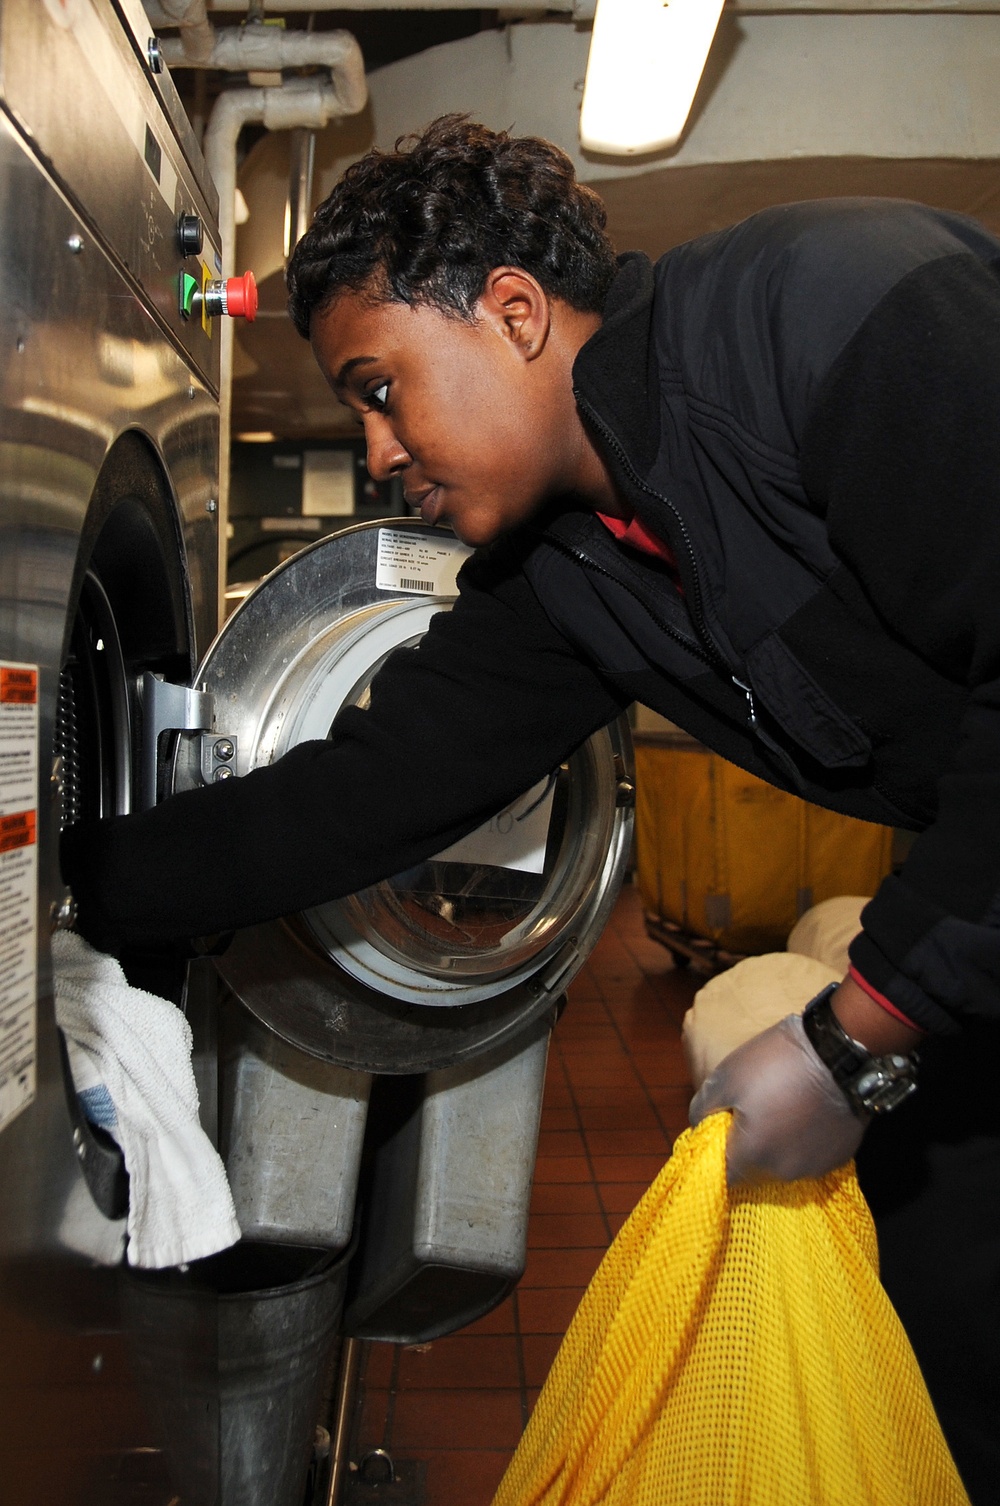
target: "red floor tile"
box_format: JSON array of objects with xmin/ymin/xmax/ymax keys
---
[
  {"xmin": 521, "ymin": 1333, "xmax": 564, "ymax": 1388},
  {"xmin": 597, "ymin": 1181, "xmax": 650, "ymax": 1214},
  {"xmin": 538, "ymin": 1105, "xmax": 578, "ymax": 1132},
  {"xmin": 354, "ymin": 1386, "xmax": 391, "ymax": 1452},
  {"xmin": 461, "ymin": 1297, "xmax": 517, "ymax": 1336},
  {"xmin": 647, "ymin": 1083, "xmax": 694, "ymax": 1112},
  {"xmin": 396, "ymin": 1335, "xmax": 520, "ymax": 1391},
  {"xmin": 575, "ymin": 1101, "xmax": 660, "ymax": 1130},
  {"xmin": 517, "ymin": 1286, "xmax": 587, "ymax": 1335},
  {"xmin": 634, "ymin": 1058, "xmax": 693, "ymax": 1089},
  {"xmin": 554, "ymin": 1023, "xmax": 621, "ymax": 1047},
  {"xmin": 535, "ymin": 1128, "xmax": 588, "ymax": 1158},
  {"xmin": 520, "ymin": 1246, "xmax": 607, "ymax": 1289},
  {"xmin": 362, "ymin": 1341, "xmax": 395, "ymax": 1388},
  {"xmin": 392, "ymin": 1388, "xmax": 524, "ymax": 1451},
  {"xmin": 584, "ymin": 1127, "xmax": 671, "ymax": 1157},
  {"xmin": 570, "ymin": 1084, "xmax": 652, "ymax": 1108},
  {"xmin": 561, "ymin": 998, "xmax": 610, "ymax": 1020},
  {"xmin": 590, "ymin": 1153, "xmax": 667, "ymax": 1184},
  {"xmin": 527, "ymin": 1212, "xmax": 609, "ymax": 1249},
  {"xmin": 559, "ymin": 1060, "xmax": 644, "ymax": 1087},
  {"xmin": 423, "ymin": 1448, "xmax": 512, "ymax": 1506},
  {"xmin": 529, "ymin": 1182, "xmax": 601, "ymax": 1215},
  {"xmin": 532, "ymin": 1156, "xmax": 593, "ymax": 1184}
]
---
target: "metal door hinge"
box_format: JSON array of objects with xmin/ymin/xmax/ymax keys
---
[
  {"xmin": 141, "ymin": 672, "xmax": 216, "ymax": 809},
  {"xmin": 198, "ymin": 732, "xmax": 239, "ymax": 787}
]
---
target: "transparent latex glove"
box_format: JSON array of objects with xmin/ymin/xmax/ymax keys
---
[{"xmin": 688, "ymin": 1012, "xmax": 866, "ymax": 1185}]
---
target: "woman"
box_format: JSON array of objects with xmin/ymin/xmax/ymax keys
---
[{"xmin": 66, "ymin": 117, "xmax": 1000, "ymax": 1500}]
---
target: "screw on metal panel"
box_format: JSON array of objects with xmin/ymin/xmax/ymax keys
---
[
  {"xmin": 213, "ymin": 766, "xmax": 235, "ymax": 782},
  {"xmin": 92, "ymin": 1354, "xmax": 103, "ymax": 1373},
  {"xmin": 15, "ymin": 336, "xmax": 24, "ymax": 354},
  {"xmin": 50, "ymin": 890, "xmax": 78, "ymax": 933},
  {"xmin": 205, "ymin": 497, "xmax": 218, "ymax": 515},
  {"xmin": 188, "ymin": 385, "xmax": 196, "ymax": 400},
  {"xmin": 67, "ymin": 234, "xmax": 84, "ymax": 254},
  {"xmin": 213, "ymin": 739, "xmax": 234, "ymax": 761},
  {"xmin": 148, "ymin": 36, "xmax": 164, "ymax": 73}
]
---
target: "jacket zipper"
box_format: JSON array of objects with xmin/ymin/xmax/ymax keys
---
[
  {"xmin": 572, "ymin": 389, "xmax": 757, "ymax": 725},
  {"xmin": 545, "ymin": 533, "xmax": 714, "ymax": 668},
  {"xmin": 549, "ymin": 530, "xmax": 808, "ymax": 789}
]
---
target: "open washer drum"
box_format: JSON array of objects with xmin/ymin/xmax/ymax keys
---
[{"xmin": 170, "ymin": 519, "xmax": 635, "ymax": 1341}]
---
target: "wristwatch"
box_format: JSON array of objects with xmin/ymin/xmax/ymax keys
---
[{"xmin": 802, "ymin": 982, "xmax": 918, "ymax": 1119}]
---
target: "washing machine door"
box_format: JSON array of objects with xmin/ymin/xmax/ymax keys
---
[{"xmin": 173, "ymin": 519, "xmax": 634, "ymax": 1074}]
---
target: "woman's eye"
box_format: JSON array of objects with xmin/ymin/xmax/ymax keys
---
[{"xmin": 368, "ymin": 382, "xmax": 389, "ymax": 412}]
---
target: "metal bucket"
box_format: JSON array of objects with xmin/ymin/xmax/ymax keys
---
[{"xmin": 125, "ymin": 1241, "xmax": 349, "ymax": 1506}]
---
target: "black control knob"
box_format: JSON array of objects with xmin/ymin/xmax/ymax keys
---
[{"xmin": 176, "ymin": 213, "xmax": 204, "ymax": 258}]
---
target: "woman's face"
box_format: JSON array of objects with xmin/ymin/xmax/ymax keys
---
[{"xmin": 310, "ymin": 277, "xmax": 604, "ymax": 548}]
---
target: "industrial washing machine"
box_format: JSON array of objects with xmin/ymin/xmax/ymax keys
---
[
  {"xmin": 0, "ymin": 3, "xmax": 634, "ymax": 1503},
  {"xmin": 0, "ymin": 0, "xmax": 248, "ymax": 1499}
]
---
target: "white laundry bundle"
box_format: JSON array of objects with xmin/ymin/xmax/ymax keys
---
[
  {"xmin": 52, "ymin": 929, "xmax": 241, "ymax": 1269},
  {"xmin": 681, "ymin": 897, "xmax": 868, "ymax": 1089}
]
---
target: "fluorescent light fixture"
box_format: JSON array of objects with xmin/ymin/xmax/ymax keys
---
[{"xmin": 581, "ymin": 0, "xmax": 726, "ymax": 156}]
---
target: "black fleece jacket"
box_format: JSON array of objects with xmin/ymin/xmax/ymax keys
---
[{"xmin": 63, "ymin": 199, "xmax": 1000, "ymax": 1036}]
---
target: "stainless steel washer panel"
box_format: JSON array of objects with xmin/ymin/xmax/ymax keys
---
[
  {"xmin": 175, "ymin": 521, "xmax": 634, "ymax": 1071},
  {"xmin": 0, "ymin": 0, "xmax": 222, "ymax": 391},
  {"xmin": 0, "ymin": 104, "xmax": 219, "ymax": 1500}
]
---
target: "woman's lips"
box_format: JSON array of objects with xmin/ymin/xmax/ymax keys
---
[{"xmin": 418, "ymin": 487, "xmax": 444, "ymax": 526}]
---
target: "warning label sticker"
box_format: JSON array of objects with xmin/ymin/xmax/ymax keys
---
[
  {"xmin": 0, "ymin": 661, "xmax": 39, "ymax": 1136},
  {"xmin": 375, "ymin": 528, "xmax": 473, "ymax": 598}
]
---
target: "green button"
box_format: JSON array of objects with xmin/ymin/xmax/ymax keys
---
[{"xmin": 178, "ymin": 270, "xmax": 199, "ymax": 320}]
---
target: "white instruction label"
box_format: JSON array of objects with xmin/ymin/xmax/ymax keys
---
[
  {"xmin": 435, "ymin": 776, "xmax": 557, "ymax": 875},
  {"xmin": 0, "ymin": 663, "xmax": 39, "ymax": 1136},
  {"xmin": 376, "ymin": 528, "xmax": 472, "ymax": 597}
]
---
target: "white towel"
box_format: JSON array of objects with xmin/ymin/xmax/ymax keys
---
[{"xmin": 53, "ymin": 930, "xmax": 241, "ymax": 1269}]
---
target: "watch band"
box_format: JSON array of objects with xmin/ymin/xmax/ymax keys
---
[{"xmin": 802, "ymin": 983, "xmax": 918, "ymax": 1119}]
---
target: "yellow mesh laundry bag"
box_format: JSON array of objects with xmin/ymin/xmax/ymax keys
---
[{"xmin": 493, "ymin": 1114, "xmax": 969, "ymax": 1506}]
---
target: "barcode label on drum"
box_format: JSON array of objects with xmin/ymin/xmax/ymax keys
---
[{"xmin": 376, "ymin": 528, "xmax": 472, "ymax": 597}]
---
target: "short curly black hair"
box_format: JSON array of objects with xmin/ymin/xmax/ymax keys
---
[{"xmin": 286, "ymin": 115, "xmax": 617, "ymax": 337}]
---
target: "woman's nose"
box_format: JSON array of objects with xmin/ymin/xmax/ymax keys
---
[{"xmin": 365, "ymin": 416, "xmax": 411, "ymax": 482}]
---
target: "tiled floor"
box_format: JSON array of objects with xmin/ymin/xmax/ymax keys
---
[{"xmin": 347, "ymin": 881, "xmax": 700, "ymax": 1505}]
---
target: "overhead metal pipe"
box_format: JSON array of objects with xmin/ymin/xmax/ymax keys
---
[
  {"xmin": 150, "ymin": 0, "xmax": 214, "ymax": 62},
  {"xmin": 202, "ymin": 67, "xmax": 367, "ymax": 613},
  {"xmin": 159, "ymin": 21, "xmax": 367, "ymax": 93}
]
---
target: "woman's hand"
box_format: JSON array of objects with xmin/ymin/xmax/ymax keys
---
[{"xmin": 688, "ymin": 1011, "xmax": 866, "ymax": 1185}]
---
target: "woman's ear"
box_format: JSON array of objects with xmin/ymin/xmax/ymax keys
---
[{"xmin": 477, "ymin": 267, "xmax": 551, "ymax": 361}]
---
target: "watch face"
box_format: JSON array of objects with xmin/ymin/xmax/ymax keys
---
[{"xmin": 852, "ymin": 1065, "xmax": 917, "ymax": 1114}]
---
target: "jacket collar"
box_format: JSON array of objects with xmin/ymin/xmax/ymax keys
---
[{"xmin": 571, "ymin": 251, "xmax": 661, "ymax": 481}]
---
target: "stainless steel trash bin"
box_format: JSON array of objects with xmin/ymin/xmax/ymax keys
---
[{"xmin": 126, "ymin": 1241, "xmax": 350, "ymax": 1506}]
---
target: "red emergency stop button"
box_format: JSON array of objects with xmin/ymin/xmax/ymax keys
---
[
  {"xmin": 200, "ymin": 271, "xmax": 259, "ymax": 322},
  {"xmin": 225, "ymin": 270, "xmax": 258, "ymax": 322}
]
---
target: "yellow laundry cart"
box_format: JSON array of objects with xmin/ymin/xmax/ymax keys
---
[{"xmin": 634, "ymin": 729, "xmax": 893, "ymax": 969}]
